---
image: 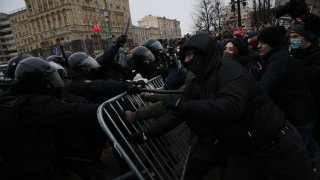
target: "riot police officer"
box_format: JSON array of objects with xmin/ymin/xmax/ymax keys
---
[
  {"xmin": 65, "ymin": 52, "xmax": 140, "ymax": 103},
  {"xmin": 0, "ymin": 57, "xmax": 106, "ymax": 180}
]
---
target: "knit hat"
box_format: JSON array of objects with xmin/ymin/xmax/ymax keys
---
[
  {"xmin": 247, "ymin": 31, "xmax": 258, "ymax": 39},
  {"xmin": 258, "ymin": 26, "xmax": 287, "ymax": 48},
  {"xmin": 290, "ymin": 24, "xmax": 317, "ymax": 42},
  {"xmin": 228, "ymin": 37, "xmax": 249, "ymax": 57}
]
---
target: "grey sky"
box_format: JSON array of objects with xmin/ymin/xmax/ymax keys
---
[{"xmin": 0, "ymin": 0, "xmax": 195, "ymax": 35}]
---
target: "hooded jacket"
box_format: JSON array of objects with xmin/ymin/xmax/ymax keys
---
[{"xmin": 146, "ymin": 34, "xmax": 286, "ymax": 155}]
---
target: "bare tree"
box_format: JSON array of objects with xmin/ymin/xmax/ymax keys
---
[
  {"xmin": 252, "ymin": 0, "xmax": 274, "ymax": 25},
  {"xmin": 191, "ymin": 0, "xmax": 216, "ymax": 33},
  {"xmin": 212, "ymin": 0, "xmax": 225, "ymax": 30}
]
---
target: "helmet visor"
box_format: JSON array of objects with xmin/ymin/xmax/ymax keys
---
[
  {"xmin": 143, "ymin": 50, "xmax": 156, "ymax": 62},
  {"xmin": 48, "ymin": 61, "xmax": 67, "ymax": 78},
  {"xmin": 47, "ymin": 70, "xmax": 65, "ymax": 88},
  {"xmin": 80, "ymin": 56, "xmax": 101, "ymax": 69},
  {"xmin": 150, "ymin": 41, "xmax": 163, "ymax": 50},
  {"xmin": 115, "ymin": 53, "xmax": 128, "ymax": 67}
]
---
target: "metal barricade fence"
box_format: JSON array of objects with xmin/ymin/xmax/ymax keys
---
[{"xmin": 97, "ymin": 75, "xmax": 192, "ymax": 180}]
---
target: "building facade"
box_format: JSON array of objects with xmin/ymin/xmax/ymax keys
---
[
  {"xmin": 9, "ymin": 0, "xmax": 132, "ymax": 58},
  {"xmin": 0, "ymin": 13, "xmax": 18, "ymax": 63},
  {"xmin": 222, "ymin": 3, "xmax": 251, "ymax": 29},
  {"xmin": 5, "ymin": 0, "xmax": 182, "ymax": 61},
  {"xmin": 138, "ymin": 15, "xmax": 181, "ymax": 39}
]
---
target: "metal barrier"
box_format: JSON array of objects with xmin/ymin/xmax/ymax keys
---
[{"xmin": 97, "ymin": 75, "xmax": 192, "ymax": 180}]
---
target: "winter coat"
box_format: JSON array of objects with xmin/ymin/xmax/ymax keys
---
[
  {"xmin": 291, "ymin": 44, "xmax": 320, "ymax": 109},
  {"xmin": 259, "ymin": 46, "xmax": 318, "ymax": 126},
  {"xmin": 0, "ymin": 91, "xmax": 99, "ymax": 177},
  {"xmin": 145, "ymin": 34, "xmax": 286, "ymax": 155},
  {"xmin": 64, "ymin": 68, "xmax": 125, "ymax": 103}
]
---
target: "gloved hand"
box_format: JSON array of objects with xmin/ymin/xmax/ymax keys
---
[
  {"xmin": 140, "ymin": 92, "xmax": 152, "ymax": 101},
  {"xmin": 124, "ymin": 82, "xmax": 141, "ymax": 94},
  {"xmin": 124, "ymin": 111, "xmax": 137, "ymax": 124},
  {"xmin": 162, "ymin": 94, "xmax": 182, "ymax": 111},
  {"xmin": 133, "ymin": 80, "xmax": 146, "ymax": 87},
  {"xmin": 289, "ymin": 0, "xmax": 308, "ymax": 19},
  {"xmin": 115, "ymin": 35, "xmax": 127, "ymax": 47},
  {"xmin": 127, "ymin": 132, "xmax": 147, "ymax": 144}
]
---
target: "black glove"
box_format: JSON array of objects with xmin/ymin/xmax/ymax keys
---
[
  {"xmin": 289, "ymin": 0, "xmax": 308, "ymax": 19},
  {"xmin": 115, "ymin": 35, "xmax": 127, "ymax": 47},
  {"xmin": 162, "ymin": 94, "xmax": 182, "ymax": 111},
  {"xmin": 127, "ymin": 132, "xmax": 147, "ymax": 144},
  {"xmin": 124, "ymin": 82, "xmax": 141, "ymax": 94},
  {"xmin": 274, "ymin": 0, "xmax": 308, "ymax": 19},
  {"xmin": 132, "ymin": 80, "xmax": 146, "ymax": 87}
]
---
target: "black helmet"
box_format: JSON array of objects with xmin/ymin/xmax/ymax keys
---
[
  {"xmin": 14, "ymin": 57, "xmax": 64, "ymax": 96},
  {"xmin": 132, "ymin": 46, "xmax": 158, "ymax": 79},
  {"xmin": 95, "ymin": 53, "xmax": 104, "ymax": 62},
  {"xmin": 142, "ymin": 39, "xmax": 163, "ymax": 51},
  {"xmin": 114, "ymin": 47, "xmax": 128, "ymax": 67},
  {"xmin": 68, "ymin": 52, "xmax": 101, "ymax": 72},
  {"xmin": 46, "ymin": 55, "xmax": 65, "ymax": 65},
  {"xmin": 6, "ymin": 54, "xmax": 32, "ymax": 78},
  {"xmin": 61, "ymin": 51, "xmax": 73, "ymax": 60},
  {"xmin": 48, "ymin": 61, "xmax": 67, "ymax": 78},
  {"xmin": 132, "ymin": 46, "xmax": 155, "ymax": 65}
]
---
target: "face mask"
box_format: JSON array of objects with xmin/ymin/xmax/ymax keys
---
[
  {"xmin": 223, "ymin": 52, "xmax": 233, "ymax": 58},
  {"xmin": 290, "ymin": 39, "xmax": 303, "ymax": 49},
  {"xmin": 185, "ymin": 52, "xmax": 203, "ymax": 75}
]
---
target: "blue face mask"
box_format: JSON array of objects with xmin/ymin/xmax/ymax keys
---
[{"xmin": 290, "ymin": 39, "xmax": 303, "ymax": 49}]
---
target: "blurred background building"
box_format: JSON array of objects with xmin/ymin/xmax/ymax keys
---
[
  {"xmin": 2, "ymin": 0, "xmax": 182, "ymax": 61},
  {"xmin": 0, "ymin": 13, "xmax": 18, "ymax": 63}
]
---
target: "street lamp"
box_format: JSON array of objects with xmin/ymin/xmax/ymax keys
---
[
  {"xmin": 103, "ymin": 0, "xmax": 114, "ymax": 48},
  {"xmin": 230, "ymin": 0, "xmax": 247, "ymax": 27}
]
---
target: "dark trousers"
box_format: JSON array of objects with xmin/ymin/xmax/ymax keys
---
[
  {"xmin": 184, "ymin": 141, "xmax": 228, "ymax": 180},
  {"xmin": 224, "ymin": 124, "xmax": 314, "ymax": 180}
]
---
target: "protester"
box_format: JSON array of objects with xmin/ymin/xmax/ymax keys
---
[
  {"xmin": 257, "ymin": 26, "xmax": 318, "ymax": 164},
  {"xmin": 129, "ymin": 33, "xmax": 313, "ymax": 180}
]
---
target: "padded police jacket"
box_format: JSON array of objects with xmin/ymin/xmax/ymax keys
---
[{"xmin": 0, "ymin": 92, "xmax": 99, "ymax": 175}]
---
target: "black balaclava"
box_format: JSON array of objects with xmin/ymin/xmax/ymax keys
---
[
  {"xmin": 185, "ymin": 50, "xmax": 204, "ymax": 76},
  {"xmin": 180, "ymin": 33, "xmax": 221, "ymax": 79}
]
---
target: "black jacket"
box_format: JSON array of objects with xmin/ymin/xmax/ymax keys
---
[
  {"xmin": 96, "ymin": 44, "xmax": 130, "ymax": 80},
  {"xmin": 145, "ymin": 34, "xmax": 286, "ymax": 155},
  {"xmin": 65, "ymin": 68, "xmax": 125, "ymax": 103},
  {"xmin": 305, "ymin": 13, "xmax": 320, "ymax": 37},
  {"xmin": 291, "ymin": 44, "xmax": 320, "ymax": 108},
  {"xmin": 259, "ymin": 46, "xmax": 318, "ymax": 126},
  {"xmin": 0, "ymin": 91, "xmax": 99, "ymax": 176}
]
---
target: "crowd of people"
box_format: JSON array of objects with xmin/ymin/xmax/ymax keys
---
[{"xmin": 1, "ymin": 1, "xmax": 320, "ymax": 180}]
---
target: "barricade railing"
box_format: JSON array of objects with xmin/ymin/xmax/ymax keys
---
[{"xmin": 97, "ymin": 75, "xmax": 192, "ymax": 180}]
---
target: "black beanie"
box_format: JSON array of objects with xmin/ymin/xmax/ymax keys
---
[
  {"xmin": 228, "ymin": 37, "xmax": 249, "ymax": 57},
  {"xmin": 290, "ymin": 24, "xmax": 316, "ymax": 42},
  {"xmin": 258, "ymin": 26, "xmax": 286, "ymax": 48}
]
